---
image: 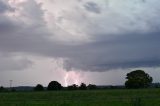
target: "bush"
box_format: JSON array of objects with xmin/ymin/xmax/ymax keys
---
[
  {"xmin": 87, "ymin": 84, "xmax": 97, "ymax": 90},
  {"xmin": 67, "ymin": 84, "xmax": 78, "ymax": 90},
  {"xmin": 79, "ymin": 83, "xmax": 87, "ymax": 90},
  {"xmin": 125, "ymin": 70, "xmax": 152, "ymax": 88},
  {"xmin": 47, "ymin": 81, "xmax": 62, "ymax": 90},
  {"xmin": 34, "ymin": 84, "xmax": 44, "ymax": 91},
  {"xmin": 0, "ymin": 86, "xmax": 4, "ymax": 92}
]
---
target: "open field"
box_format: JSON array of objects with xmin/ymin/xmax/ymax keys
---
[{"xmin": 0, "ymin": 89, "xmax": 160, "ymax": 106}]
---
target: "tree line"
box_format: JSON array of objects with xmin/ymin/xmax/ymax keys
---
[
  {"xmin": 34, "ymin": 70, "xmax": 154, "ymax": 91},
  {"xmin": 0, "ymin": 70, "xmax": 157, "ymax": 92},
  {"xmin": 34, "ymin": 81, "xmax": 97, "ymax": 91}
]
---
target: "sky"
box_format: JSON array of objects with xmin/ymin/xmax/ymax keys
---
[{"xmin": 0, "ymin": 0, "xmax": 160, "ymax": 87}]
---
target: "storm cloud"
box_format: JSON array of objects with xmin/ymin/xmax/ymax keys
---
[
  {"xmin": 0, "ymin": 0, "xmax": 12, "ymax": 13},
  {"xmin": 0, "ymin": 0, "xmax": 160, "ymax": 72},
  {"xmin": 83, "ymin": 1, "xmax": 101, "ymax": 14}
]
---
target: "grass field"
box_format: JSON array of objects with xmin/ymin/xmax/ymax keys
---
[{"xmin": 0, "ymin": 89, "xmax": 160, "ymax": 106}]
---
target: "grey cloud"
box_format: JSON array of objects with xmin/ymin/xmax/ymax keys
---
[
  {"xmin": 21, "ymin": 0, "xmax": 44, "ymax": 23},
  {"xmin": 6, "ymin": 31, "xmax": 158, "ymax": 72},
  {"xmin": 0, "ymin": 53, "xmax": 33, "ymax": 71},
  {"xmin": 53, "ymin": 31, "xmax": 160, "ymax": 71},
  {"xmin": 0, "ymin": 0, "xmax": 160, "ymax": 72},
  {"xmin": 0, "ymin": 1, "xmax": 13, "ymax": 13},
  {"xmin": 0, "ymin": 0, "xmax": 47, "ymax": 71},
  {"xmin": 62, "ymin": 32, "xmax": 160, "ymax": 71},
  {"xmin": 83, "ymin": 2, "xmax": 101, "ymax": 14},
  {"xmin": 0, "ymin": 16, "xmax": 18, "ymax": 34},
  {"xmin": 0, "ymin": 1, "xmax": 7, "ymax": 13}
]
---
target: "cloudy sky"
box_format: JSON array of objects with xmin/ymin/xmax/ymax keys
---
[{"xmin": 0, "ymin": 0, "xmax": 160, "ymax": 87}]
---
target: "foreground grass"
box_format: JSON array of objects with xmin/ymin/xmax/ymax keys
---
[{"xmin": 0, "ymin": 89, "xmax": 160, "ymax": 106}]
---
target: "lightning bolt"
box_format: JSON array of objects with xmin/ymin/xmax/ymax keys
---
[{"xmin": 64, "ymin": 73, "xmax": 69, "ymax": 87}]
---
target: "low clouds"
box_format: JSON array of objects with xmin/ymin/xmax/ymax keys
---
[
  {"xmin": 62, "ymin": 31, "xmax": 160, "ymax": 71},
  {"xmin": 0, "ymin": 0, "xmax": 160, "ymax": 72},
  {"xmin": 0, "ymin": 53, "xmax": 32, "ymax": 71}
]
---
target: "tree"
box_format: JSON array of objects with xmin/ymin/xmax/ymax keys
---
[
  {"xmin": 34, "ymin": 84, "xmax": 44, "ymax": 91},
  {"xmin": 47, "ymin": 81, "xmax": 62, "ymax": 90},
  {"xmin": 0, "ymin": 86, "xmax": 8, "ymax": 92},
  {"xmin": 87, "ymin": 84, "xmax": 97, "ymax": 90},
  {"xmin": 0, "ymin": 86, "xmax": 4, "ymax": 92},
  {"xmin": 125, "ymin": 70, "xmax": 153, "ymax": 88},
  {"xmin": 79, "ymin": 83, "xmax": 87, "ymax": 90},
  {"xmin": 67, "ymin": 84, "xmax": 78, "ymax": 90}
]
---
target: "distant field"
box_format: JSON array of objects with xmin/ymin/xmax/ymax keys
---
[{"xmin": 0, "ymin": 89, "xmax": 160, "ymax": 106}]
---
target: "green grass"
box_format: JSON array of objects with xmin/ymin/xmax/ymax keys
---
[{"xmin": 0, "ymin": 89, "xmax": 160, "ymax": 106}]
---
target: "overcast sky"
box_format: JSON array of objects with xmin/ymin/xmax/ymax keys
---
[{"xmin": 0, "ymin": 0, "xmax": 160, "ymax": 87}]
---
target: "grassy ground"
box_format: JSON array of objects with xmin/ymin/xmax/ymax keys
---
[{"xmin": 0, "ymin": 89, "xmax": 160, "ymax": 106}]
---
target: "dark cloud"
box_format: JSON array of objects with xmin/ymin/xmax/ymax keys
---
[
  {"xmin": 0, "ymin": 0, "xmax": 13, "ymax": 13},
  {"xmin": 0, "ymin": 1, "xmax": 7, "ymax": 13},
  {"xmin": 3, "ymin": 31, "xmax": 158, "ymax": 72},
  {"xmin": 0, "ymin": 16, "xmax": 18, "ymax": 34},
  {"xmin": 62, "ymin": 32, "xmax": 160, "ymax": 71},
  {"xmin": 83, "ymin": 2, "xmax": 101, "ymax": 14},
  {"xmin": 0, "ymin": 0, "xmax": 160, "ymax": 72},
  {"xmin": 0, "ymin": 0, "xmax": 47, "ymax": 71}
]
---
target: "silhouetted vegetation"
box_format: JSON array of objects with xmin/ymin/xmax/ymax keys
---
[
  {"xmin": 79, "ymin": 83, "xmax": 87, "ymax": 90},
  {"xmin": 67, "ymin": 84, "xmax": 78, "ymax": 90},
  {"xmin": 34, "ymin": 84, "xmax": 44, "ymax": 91},
  {"xmin": 125, "ymin": 70, "xmax": 153, "ymax": 89},
  {"xmin": 0, "ymin": 69, "xmax": 158, "ymax": 93},
  {"xmin": 0, "ymin": 69, "xmax": 160, "ymax": 106},
  {"xmin": 151, "ymin": 83, "xmax": 160, "ymax": 88},
  {"xmin": 47, "ymin": 81, "xmax": 62, "ymax": 90},
  {"xmin": 0, "ymin": 86, "xmax": 5, "ymax": 92},
  {"xmin": 87, "ymin": 84, "xmax": 97, "ymax": 90},
  {"xmin": 0, "ymin": 86, "xmax": 9, "ymax": 92}
]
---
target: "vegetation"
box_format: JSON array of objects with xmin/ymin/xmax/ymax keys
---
[
  {"xmin": 0, "ymin": 69, "xmax": 158, "ymax": 105},
  {"xmin": 87, "ymin": 84, "xmax": 97, "ymax": 90},
  {"xmin": 47, "ymin": 81, "xmax": 62, "ymax": 90},
  {"xmin": 0, "ymin": 86, "xmax": 5, "ymax": 92},
  {"xmin": 79, "ymin": 83, "xmax": 87, "ymax": 90},
  {"xmin": 0, "ymin": 89, "xmax": 160, "ymax": 106},
  {"xmin": 0, "ymin": 86, "xmax": 8, "ymax": 92},
  {"xmin": 67, "ymin": 84, "xmax": 78, "ymax": 90},
  {"xmin": 67, "ymin": 84, "xmax": 97, "ymax": 90},
  {"xmin": 34, "ymin": 84, "xmax": 44, "ymax": 91},
  {"xmin": 125, "ymin": 70, "xmax": 152, "ymax": 89}
]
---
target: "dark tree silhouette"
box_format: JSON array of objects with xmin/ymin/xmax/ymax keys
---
[
  {"xmin": 47, "ymin": 81, "xmax": 62, "ymax": 90},
  {"xmin": 67, "ymin": 84, "xmax": 78, "ymax": 90},
  {"xmin": 79, "ymin": 83, "xmax": 87, "ymax": 90},
  {"xmin": 34, "ymin": 84, "xmax": 44, "ymax": 91},
  {"xmin": 87, "ymin": 84, "xmax": 97, "ymax": 90},
  {"xmin": 125, "ymin": 70, "xmax": 153, "ymax": 88},
  {"xmin": 0, "ymin": 86, "xmax": 4, "ymax": 92},
  {"xmin": 0, "ymin": 86, "xmax": 8, "ymax": 92}
]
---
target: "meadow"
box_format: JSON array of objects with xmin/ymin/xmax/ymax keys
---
[{"xmin": 0, "ymin": 89, "xmax": 160, "ymax": 106}]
